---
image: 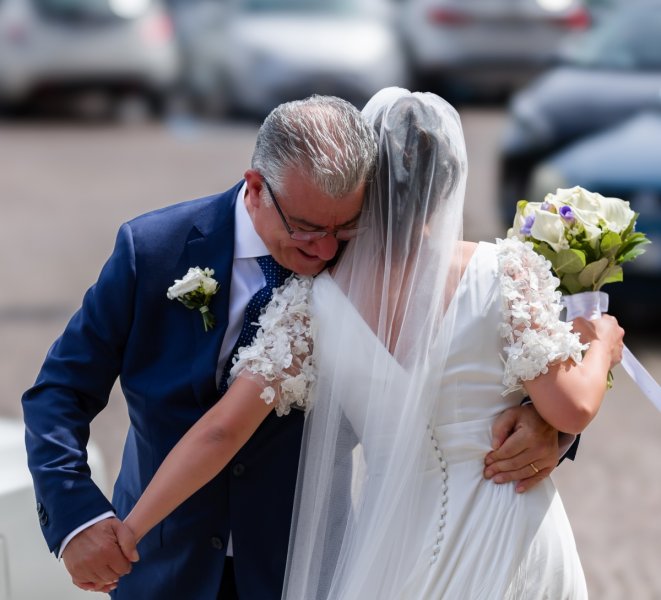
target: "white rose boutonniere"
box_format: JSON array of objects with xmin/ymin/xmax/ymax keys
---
[{"xmin": 167, "ymin": 267, "xmax": 219, "ymax": 332}]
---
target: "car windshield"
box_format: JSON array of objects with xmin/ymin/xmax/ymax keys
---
[
  {"xmin": 241, "ymin": 0, "xmax": 366, "ymax": 15},
  {"xmin": 568, "ymin": 9, "xmax": 661, "ymax": 69},
  {"xmin": 33, "ymin": 0, "xmax": 152, "ymax": 22}
]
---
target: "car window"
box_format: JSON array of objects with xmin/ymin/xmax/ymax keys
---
[
  {"xmin": 33, "ymin": 0, "xmax": 152, "ymax": 22},
  {"xmin": 571, "ymin": 10, "xmax": 661, "ymax": 69},
  {"xmin": 241, "ymin": 0, "xmax": 361, "ymax": 15},
  {"xmin": 425, "ymin": 0, "xmax": 581, "ymax": 11}
]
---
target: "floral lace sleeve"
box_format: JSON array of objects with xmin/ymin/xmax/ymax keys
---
[
  {"xmin": 228, "ymin": 275, "xmax": 315, "ymax": 416},
  {"xmin": 497, "ymin": 237, "xmax": 588, "ymax": 394}
]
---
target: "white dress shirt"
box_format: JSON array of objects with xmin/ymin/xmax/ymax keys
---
[{"xmin": 216, "ymin": 183, "xmax": 269, "ymax": 386}]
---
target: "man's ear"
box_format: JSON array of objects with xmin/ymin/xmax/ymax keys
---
[{"xmin": 244, "ymin": 170, "xmax": 263, "ymax": 209}]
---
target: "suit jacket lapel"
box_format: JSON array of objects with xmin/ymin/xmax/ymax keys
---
[{"xmin": 187, "ymin": 183, "xmax": 240, "ymax": 410}]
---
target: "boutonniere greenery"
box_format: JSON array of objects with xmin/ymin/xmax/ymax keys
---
[{"xmin": 167, "ymin": 267, "xmax": 219, "ymax": 332}]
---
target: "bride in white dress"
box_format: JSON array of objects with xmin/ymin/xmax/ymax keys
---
[
  {"xmin": 268, "ymin": 88, "xmax": 621, "ymax": 600},
  {"xmin": 124, "ymin": 88, "xmax": 624, "ymax": 599}
]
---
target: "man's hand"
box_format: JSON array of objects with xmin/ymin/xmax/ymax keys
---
[
  {"xmin": 62, "ymin": 517, "xmax": 139, "ymax": 593},
  {"xmin": 483, "ymin": 404, "xmax": 559, "ymax": 493}
]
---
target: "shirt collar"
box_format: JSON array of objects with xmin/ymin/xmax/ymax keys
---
[{"xmin": 234, "ymin": 182, "xmax": 269, "ymax": 259}]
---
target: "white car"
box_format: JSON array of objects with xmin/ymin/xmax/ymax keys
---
[
  {"xmin": 0, "ymin": 418, "xmax": 108, "ymax": 600},
  {"xmin": 400, "ymin": 0, "xmax": 592, "ymax": 96},
  {"xmin": 0, "ymin": 0, "xmax": 181, "ymax": 116}
]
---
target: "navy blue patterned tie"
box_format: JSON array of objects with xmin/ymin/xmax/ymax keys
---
[{"xmin": 219, "ymin": 255, "xmax": 292, "ymax": 395}]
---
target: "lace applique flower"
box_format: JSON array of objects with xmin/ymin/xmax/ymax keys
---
[
  {"xmin": 497, "ymin": 238, "xmax": 587, "ymax": 394},
  {"xmin": 229, "ymin": 275, "xmax": 315, "ymax": 416}
]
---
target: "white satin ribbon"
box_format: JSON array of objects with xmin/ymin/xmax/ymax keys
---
[{"xmin": 563, "ymin": 291, "xmax": 661, "ymax": 412}]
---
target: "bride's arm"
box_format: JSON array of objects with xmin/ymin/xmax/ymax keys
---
[
  {"xmin": 124, "ymin": 275, "xmax": 315, "ymax": 545},
  {"xmin": 523, "ymin": 315, "xmax": 623, "ymax": 434},
  {"xmin": 498, "ymin": 238, "xmax": 624, "ymax": 436},
  {"xmin": 124, "ymin": 377, "xmax": 273, "ymax": 543}
]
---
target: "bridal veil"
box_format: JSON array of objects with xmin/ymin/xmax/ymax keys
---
[{"xmin": 282, "ymin": 88, "xmax": 468, "ymax": 599}]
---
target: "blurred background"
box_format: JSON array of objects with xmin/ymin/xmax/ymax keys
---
[{"xmin": 1, "ymin": 0, "xmax": 661, "ymax": 597}]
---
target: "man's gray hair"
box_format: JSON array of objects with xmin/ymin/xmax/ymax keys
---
[{"xmin": 252, "ymin": 95, "xmax": 377, "ymax": 199}]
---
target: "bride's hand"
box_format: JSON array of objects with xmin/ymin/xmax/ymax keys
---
[
  {"xmin": 572, "ymin": 315, "xmax": 624, "ymax": 370},
  {"xmin": 483, "ymin": 404, "xmax": 558, "ymax": 493},
  {"xmin": 117, "ymin": 520, "xmax": 140, "ymax": 563}
]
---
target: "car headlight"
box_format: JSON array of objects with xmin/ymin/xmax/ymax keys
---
[{"xmin": 109, "ymin": 0, "xmax": 150, "ymax": 18}]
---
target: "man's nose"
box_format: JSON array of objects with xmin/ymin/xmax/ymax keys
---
[{"xmin": 307, "ymin": 234, "xmax": 339, "ymax": 261}]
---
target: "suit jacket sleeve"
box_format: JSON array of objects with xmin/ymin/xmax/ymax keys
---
[{"xmin": 22, "ymin": 222, "xmax": 137, "ymax": 553}]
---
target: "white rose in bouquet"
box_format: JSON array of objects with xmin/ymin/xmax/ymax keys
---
[
  {"xmin": 547, "ymin": 186, "xmax": 635, "ymax": 235},
  {"xmin": 530, "ymin": 209, "xmax": 569, "ymax": 253}
]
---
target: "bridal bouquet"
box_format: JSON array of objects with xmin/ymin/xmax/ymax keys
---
[
  {"xmin": 508, "ymin": 186, "xmax": 649, "ymax": 295},
  {"xmin": 508, "ymin": 186, "xmax": 652, "ymax": 391}
]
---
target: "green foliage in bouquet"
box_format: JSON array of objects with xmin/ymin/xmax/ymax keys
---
[{"xmin": 508, "ymin": 186, "xmax": 651, "ymax": 295}]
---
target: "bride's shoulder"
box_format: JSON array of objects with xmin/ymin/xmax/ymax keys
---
[
  {"xmin": 460, "ymin": 240, "xmax": 479, "ymax": 259},
  {"xmin": 456, "ymin": 241, "xmax": 479, "ymax": 277}
]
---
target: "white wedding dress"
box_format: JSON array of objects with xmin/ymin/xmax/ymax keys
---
[{"xmin": 232, "ymin": 238, "xmax": 588, "ymax": 599}]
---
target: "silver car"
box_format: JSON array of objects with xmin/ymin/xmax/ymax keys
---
[
  {"xmin": 171, "ymin": 0, "xmax": 409, "ymax": 118},
  {"xmin": 400, "ymin": 0, "xmax": 592, "ymax": 96},
  {"xmin": 0, "ymin": 0, "xmax": 181, "ymax": 116}
]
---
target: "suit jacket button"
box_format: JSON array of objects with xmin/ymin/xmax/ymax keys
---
[
  {"xmin": 232, "ymin": 463, "xmax": 245, "ymax": 477},
  {"xmin": 210, "ymin": 537, "xmax": 224, "ymax": 550},
  {"xmin": 36, "ymin": 502, "xmax": 48, "ymax": 524}
]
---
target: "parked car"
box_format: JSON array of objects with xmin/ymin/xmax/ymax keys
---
[
  {"xmin": 526, "ymin": 110, "xmax": 661, "ymax": 326},
  {"xmin": 399, "ymin": 0, "xmax": 591, "ymax": 98},
  {"xmin": 584, "ymin": 0, "xmax": 624, "ymax": 22},
  {"xmin": 499, "ymin": 0, "xmax": 661, "ymax": 222},
  {"xmin": 168, "ymin": 0, "xmax": 409, "ymax": 118},
  {"xmin": 0, "ymin": 0, "xmax": 181, "ymax": 117},
  {"xmin": 0, "ymin": 418, "xmax": 108, "ymax": 599}
]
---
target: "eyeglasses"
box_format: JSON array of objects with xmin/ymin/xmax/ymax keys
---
[{"xmin": 262, "ymin": 178, "xmax": 365, "ymax": 242}]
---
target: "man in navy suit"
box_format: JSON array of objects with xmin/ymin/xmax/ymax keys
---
[{"xmin": 22, "ymin": 95, "xmax": 564, "ymax": 599}]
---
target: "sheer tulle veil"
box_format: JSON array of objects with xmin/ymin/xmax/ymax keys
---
[{"xmin": 282, "ymin": 88, "xmax": 468, "ymax": 599}]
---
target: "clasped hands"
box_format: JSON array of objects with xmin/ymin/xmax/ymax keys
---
[
  {"xmin": 62, "ymin": 404, "xmax": 558, "ymax": 592},
  {"xmin": 62, "ymin": 517, "xmax": 139, "ymax": 593}
]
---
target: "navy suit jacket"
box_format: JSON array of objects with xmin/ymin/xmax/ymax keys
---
[{"xmin": 22, "ymin": 182, "xmax": 304, "ymax": 600}]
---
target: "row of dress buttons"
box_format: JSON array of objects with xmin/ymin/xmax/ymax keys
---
[
  {"xmin": 427, "ymin": 425, "xmax": 448, "ymax": 566},
  {"xmin": 36, "ymin": 501, "xmax": 49, "ymax": 526}
]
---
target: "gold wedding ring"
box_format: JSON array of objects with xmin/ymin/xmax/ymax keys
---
[{"xmin": 529, "ymin": 462, "xmax": 540, "ymax": 474}]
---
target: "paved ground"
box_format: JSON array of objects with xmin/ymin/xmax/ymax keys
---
[{"xmin": 2, "ymin": 112, "xmax": 660, "ymax": 598}]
